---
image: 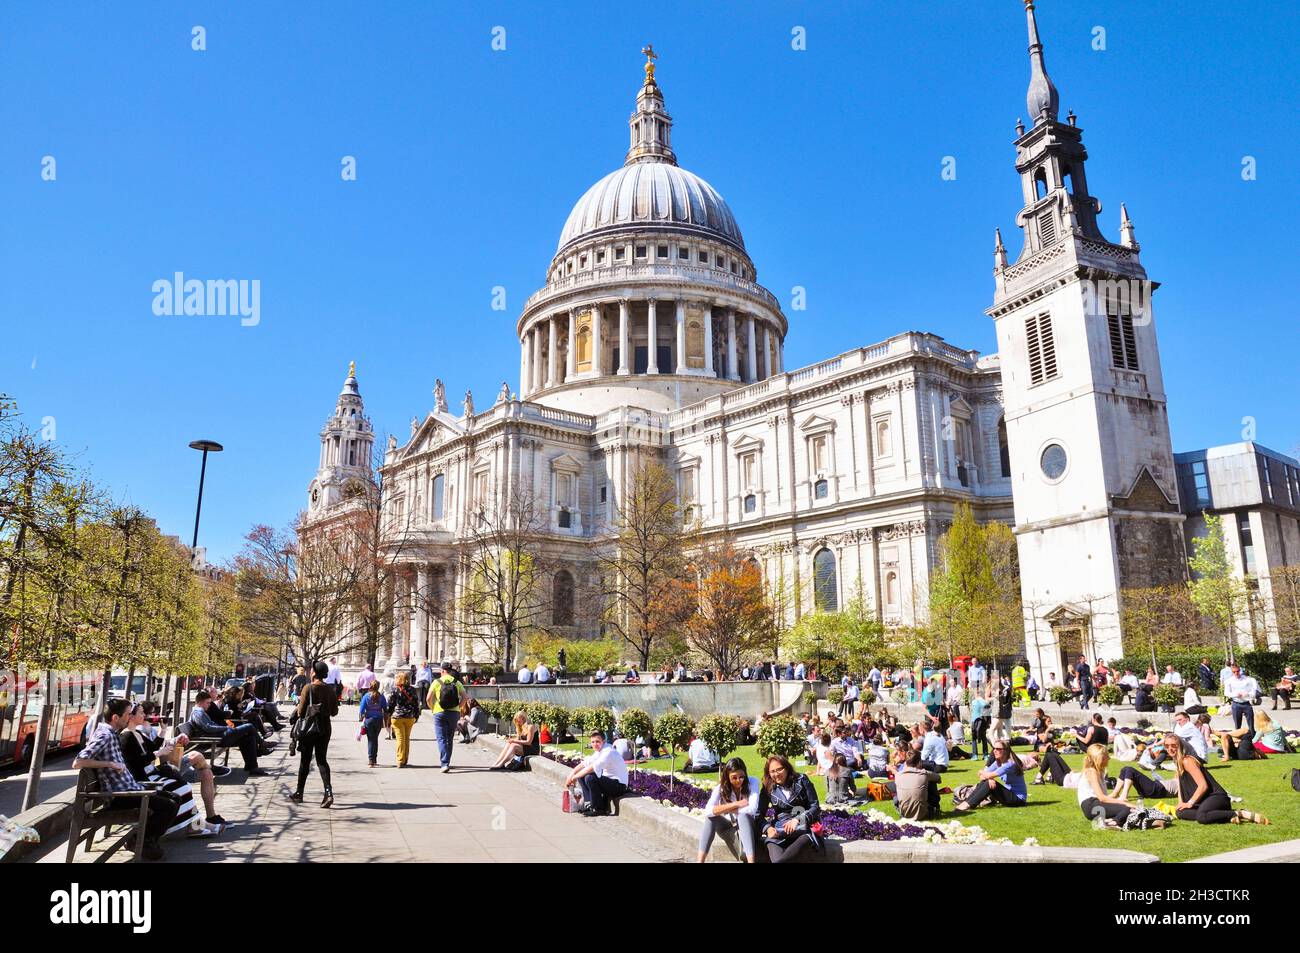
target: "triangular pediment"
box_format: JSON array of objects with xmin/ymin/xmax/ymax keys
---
[
  {"xmin": 949, "ymin": 397, "xmax": 973, "ymax": 417},
  {"xmin": 1112, "ymin": 466, "xmax": 1177, "ymax": 513},
  {"xmin": 401, "ymin": 413, "xmax": 463, "ymax": 459},
  {"xmin": 551, "ymin": 452, "xmax": 583, "ymax": 472},
  {"xmin": 732, "ymin": 433, "xmax": 764, "ymax": 452},
  {"xmin": 798, "ymin": 413, "xmax": 836, "ymax": 434},
  {"xmin": 1044, "ymin": 603, "xmax": 1090, "ymax": 625}
]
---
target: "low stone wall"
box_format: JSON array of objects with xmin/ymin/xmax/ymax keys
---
[
  {"xmin": 468, "ymin": 680, "xmax": 807, "ymax": 721},
  {"xmin": 477, "ymin": 735, "xmax": 1159, "ymax": 864}
]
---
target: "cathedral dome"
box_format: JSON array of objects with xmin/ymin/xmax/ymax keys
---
[{"xmin": 557, "ymin": 162, "xmax": 744, "ymax": 255}]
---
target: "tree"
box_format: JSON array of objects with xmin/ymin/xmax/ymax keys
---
[
  {"xmin": 458, "ymin": 482, "xmax": 551, "ymax": 668},
  {"xmin": 928, "ymin": 504, "xmax": 1024, "ymax": 665},
  {"xmin": 1121, "ymin": 585, "xmax": 1210, "ymax": 671},
  {"xmin": 784, "ymin": 598, "xmax": 887, "ymax": 677},
  {"xmin": 597, "ymin": 460, "xmax": 689, "ymax": 669},
  {"xmin": 670, "ymin": 537, "xmax": 772, "ymax": 678},
  {"xmin": 233, "ymin": 518, "xmax": 358, "ymax": 670},
  {"xmin": 1188, "ymin": 513, "xmax": 1250, "ymax": 663}
]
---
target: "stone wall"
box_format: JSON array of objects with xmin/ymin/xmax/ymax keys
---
[{"xmin": 467, "ymin": 680, "xmax": 806, "ymax": 720}]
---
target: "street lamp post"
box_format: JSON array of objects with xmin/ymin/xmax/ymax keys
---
[{"xmin": 183, "ymin": 439, "xmax": 222, "ymax": 716}]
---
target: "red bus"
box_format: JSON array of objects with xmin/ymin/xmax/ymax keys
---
[{"xmin": 0, "ymin": 669, "xmax": 99, "ymax": 770}]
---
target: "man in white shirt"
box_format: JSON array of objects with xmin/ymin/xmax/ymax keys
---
[
  {"xmin": 946, "ymin": 681, "xmax": 964, "ymax": 721},
  {"xmin": 1161, "ymin": 665, "xmax": 1184, "ymax": 686},
  {"xmin": 1223, "ymin": 664, "xmax": 1258, "ymax": 733},
  {"xmin": 517, "ymin": 664, "xmax": 533, "ymax": 684},
  {"xmin": 793, "ymin": 661, "xmax": 807, "ymax": 681},
  {"xmin": 565, "ymin": 730, "xmax": 629, "ymax": 816},
  {"xmin": 325, "ymin": 657, "xmax": 343, "ymax": 701},
  {"xmin": 1172, "ymin": 711, "xmax": 1208, "ymax": 761},
  {"xmin": 594, "ymin": 667, "xmax": 607, "ymax": 684},
  {"xmin": 967, "ymin": 658, "xmax": 987, "ymax": 694},
  {"xmin": 535, "ymin": 662, "xmax": 550, "ymax": 684},
  {"xmin": 684, "ymin": 735, "xmax": 719, "ymax": 773}
]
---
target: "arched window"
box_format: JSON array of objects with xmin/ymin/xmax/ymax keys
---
[
  {"xmin": 432, "ymin": 474, "xmax": 445, "ymax": 519},
  {"xmin": 1033, "ymin": 169, "xmax": 1049, "ymax": 200},
  {"xmin": 1061, "ymin": 165, "xmax": 1075, "ymax": 197},
  {"xmin": 553, "ymin": 570, "xmax": 575, "ymax": 627},
  {"xmin": 813, "ymin": 548, "xmax": 838, "ymax": 612},
  {"xmin": 743, "ymin": 493, "xmax": 757, "ymax": 514},
  {"xmin": 885, "ymin": 571, "xmax": 900, "ymax": 609},
  {"xmin": 997, "ymin": 419, "xmax": 1011, "ymax": 479}
]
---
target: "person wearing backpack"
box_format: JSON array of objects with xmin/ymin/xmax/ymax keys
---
[
  {"xmin": 426, "ymin": 661, "xmax": 466, "ymax": 773},
  {"xmin": 290, "ymin": 661, "xmax": 340, "ymax": 808}
]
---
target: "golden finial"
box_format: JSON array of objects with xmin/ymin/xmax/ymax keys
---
[
  {"xmin": 641, "ymin": 43, "xmax": 657, "ymax": 85},
  {"xmin": 348, "ymin": 360, "xmax": 356, "ymax": 378}
]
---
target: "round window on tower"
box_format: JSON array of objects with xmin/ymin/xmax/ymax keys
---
[{"xmin": 1040, "ymin": 443, "xmax": 1068, "ymax": 481}]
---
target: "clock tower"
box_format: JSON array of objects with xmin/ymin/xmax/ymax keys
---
[{"xmin": 988, "ymin": 2, "xmax": 1186, "ymax": 678}]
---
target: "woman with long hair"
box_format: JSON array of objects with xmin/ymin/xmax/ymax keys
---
[
  {"xmin": 954, "ymin": 739, "xmax": 1027, "ymax": 811},
  {"xmin": 1076, "ymin": 743, "xmax": 1152, "ymax": 828},
  {"xmin": 386, "ymin": 671, "xmax": 421, "ymax": 767},
  {"xmin": 755, "ymin": 754, "xmax": 822, "ymax": 864},
  {"xmin": 697, "ymin": 756, "xmax": 760, "ymax": 863},
  {"xmin": 289, "ymin": 660, "xmax": 339, "ymax": 808},
  {"xmin": 489, "ymin": 710, "xmax": 538, "ymax": 769},
  {"xmin": 1165, "ymin": 733, "xmax": 1269, "ymax": 826}
]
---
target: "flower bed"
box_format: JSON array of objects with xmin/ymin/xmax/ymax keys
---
[{"xmin": 540, "ymin": 749, "xmax": 1036, "ymax": 847}]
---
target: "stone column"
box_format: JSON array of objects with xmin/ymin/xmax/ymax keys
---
[
  {"xmin": 675, "ymin": 299, "xmax": 687, "ymax": 374},
  {"xmin": 547, "ymin": 317, "xmax": 558, "ymax": 387},
  {"xmin": 776, "ymin": 335, "xmax": 784, "ymax": 374},
  {"xmin": 566, "ymin": 309, "xmax": 577, "ymax": 380},
  {"xmin": 390, "ymin": 573, "xmax": 409, "ymax": 669},
  {"xmin": 617, "ymin": 299, "xmax": 630, "ymax": 374},
  {"xmin": 592, "ymin": 303, "xmax": 603, "ymax": 375},
  {"xmin": 726, "ymin": 310, "xmax": 739, "ymax": 381},
  {"xmin": 412, "ymin": 566, "xmax": 428, "ymax": 663},
  {"xmin": 520, "ymin": 333, "xmax": 529, "ymax": 397},
  {"xmin": 704, "ymin": 304, "xmax": 715, "ymax": 377},
  {"xmin": 745, "ymin": 315, "xmax": 757, "ymax": 383},
  {"xmin": 761, "ymin": 323, "xmax": 772, "ymax": 380},
  {"xmin": 647, "ymin": 298, "xmax": 659, "ymax": 374}
]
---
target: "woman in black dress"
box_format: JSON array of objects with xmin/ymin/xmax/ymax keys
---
[
  {"xmin": 1165, "ymin": 734, "xmax": 1268, "ymax": 826},
  {"xmin": 290, "ymin": 661, "xmax": 340, "ymax": 808}
]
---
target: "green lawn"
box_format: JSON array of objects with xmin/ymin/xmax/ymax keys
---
[{"xmin": 548, "ymin": 740, "xmax": 1300, "ymax": 862}]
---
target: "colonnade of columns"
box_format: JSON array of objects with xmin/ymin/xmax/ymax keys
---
[
  {"xmin": 374, "ymin": 563, "xmax": 458, "ymax": 670},
  {"xmin": 520, "ymin": 297, "xmax": 783, "ymax": 397}
]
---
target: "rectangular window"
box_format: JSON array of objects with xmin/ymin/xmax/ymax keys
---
[
  {"xmin": 432, "ymin": 474, "xmax": 445, "ymax": 520},
  {"xmin": 698, "ymin": 251, "xmax": 708, "ymax": 263},
  {"xmin": 1025, "ymin": 313, "xmax": 1058, "ymax": 386},
  {"xmin": 579, "ymin": 254, "xmax": 587, "ymax": 268},
  {"xmin": 596, "ymin": 250, "xmax": 605, "ymax": 264},
  {"xmin": 558, "ymin": 509, "xmax": 572, "ymax": 529},
  {"xmin": 810, "ymin": 435, "xmax": 828, "ymax": 474},
  {"xmin": 558, "ymin": 473, "xmax": 573, "ymax": 506},
  {"xmin": 1038, "ymin": 211, "xmax": 1057, "ymax": 246},
  {"xmin": 615, "ymin": 247, "xmax": 625, "ymax": 261},
  {"xmin": 680, "ymin": 468, "xmax": 697, "ymax": 505},
  {"xmin": 678, "ymin": 246, "xmax": 689, "ymax": 260},
  {"xmin": 1191, "ymin": 460, "xmax": 1210, "ymax": 508},
  {"xmin": 598, "ymin": 485, "xmax": 607, "ymax": 504},
  {"xmin": 1239, "ymin": 513, "xmax": 1256, "ymax": 575},
  {"xmin": 635, "ymin": 245, "xmax": 647, "ymax": 259},
  {"xmin": 741, "ymin": 452, "xmax": 758, "ymax": 490},
  {"xmin": 1262, "ymin": 458, "xmax": 1274, "ymax": 500},
  {"xmin": 1107, "ymin": 310, "xmax": 1140, "ymax": 370},
  {"xmin": 657, "ymin": 244, "xmax": 669, "ymax": 259},
  {"xmin": 715, "ymin": 255, "xmax": 724, "ymax": 267}
]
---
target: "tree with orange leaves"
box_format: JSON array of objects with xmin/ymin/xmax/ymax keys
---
[{"xmin": 672, "ymin": 536, "xmax": 773, "ymax": 678}]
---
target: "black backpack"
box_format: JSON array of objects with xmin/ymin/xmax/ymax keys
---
[{"xmin": 437, "ymin": 678, "xmax": 460, "ymax": 711}]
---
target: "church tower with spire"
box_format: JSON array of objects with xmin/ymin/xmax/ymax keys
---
[
  {"xmin": 987, "ymin": 1, "xmax": 1186, "ymax": 677},
  {"xmin": 308, "ymin": 361, "xmax": 376, "ymax": 515}
]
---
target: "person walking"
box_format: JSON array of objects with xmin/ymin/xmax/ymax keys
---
[
  {"xmin": 427, "ymin": 661, "xmax": 466, "ymax": 773},
  {"xmin": 290, "ymin": 661, "xmax": 340, "ymax": 808},
  {"xmin": 358, "ymin": 680, "xmax": 387, "ymax": 768},
  {"xmin": 415, "ymin": 660, "xmax": 434, "ymax": 711},
  {"xmin": 1075, "ymin": 656, "xmax": 1093, "ymax": 710},
  {"xmin": 324, "ymin": 657, "xmax": 344, "ymax": 703},
  {"xmin": 387, "ymin": 672, "xmax": 421, "ymax": 767},
  {"xmin": 1223, "ymin": 663, "xmax": 1258, "ymax": 734}
]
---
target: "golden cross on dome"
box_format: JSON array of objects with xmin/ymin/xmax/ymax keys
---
[{"xmin": 641, "ymin": 43, "xmax": 657, "ymax": 83}]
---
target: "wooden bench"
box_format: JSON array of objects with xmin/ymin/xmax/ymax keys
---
[
  {"xmin": 177, "ymin": 721, "xmax": 231, "ymax": 768},
  {"xmin": 65, "ymin": 769, "xmax": 156, "ymax": 863}
]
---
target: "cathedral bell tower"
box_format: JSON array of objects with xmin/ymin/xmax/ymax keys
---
[
  {"xmin": 308, "ymin": 361, "xmax": 375, "ymax": 514},
  {"xmin": 987, "ymin": 1, "xmax": 1186, "ymax": 679}
]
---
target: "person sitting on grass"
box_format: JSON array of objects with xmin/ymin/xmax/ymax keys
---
[
  {"xmin": 756, "ymin": 754, "xmax": 822, "ymax": 864},
  {"xmin": 825, "ymin": 754, "xmax": 863, "ymax": 805},
  {"xmin": 1073, "ymin": 713, "xmax": 1109, "ymax": 750},
  {"xmin": 865, "ymin": 737, "xmax": 891, "ymax": 779},
  {"xmin": 920, "ymin": 720, "xmax": 949, "ymax": 772},
  {"xmin": 1165, "ymin": 734, "xmax": 1269, "ymax": 826},
  {"xmin": 953, "ymin": 740, "xmax": 1027, "ymax": 812},
  {"xmin": 1114, "ymin": 762, "xmax": 1177, "ymax": 802},
  {"xmin": 1077, "ymin": 743, "xmax": 1163, "ymax": 829},
  {"xmin": 894, "ymin": 749, "xmax": 941, "ymax": 820},
  {"xmin": 489, "ymin": 710, "xmax": 538, "ymax": 770},
  {"xmin": 1215, "ymin": 707, "xmax": 1283, "ymax": 760},
  {"xmin": 1030, "ymin": 709, "xmax": 1053, "ymax": 752},
  {"xmin": 813, "ymin": 732, "xmax": 835, "ymax": 776},
  {"xmin": 698, "ymin": 757, "xmax": 760, "ymax": 863},
  {"xmin": 831, "ymin": 724, "xmax": 865, "ymax": 773},
  {"xmin": 946, "ymin": 716, "xmax": 970, "ymax": 759},
  {"xmin": 564, "ymin": 729, "xmax": 629, "ymax": 817},
  {"xmin": 1031, "ymin": 743, "xmax": 1073, "ymax": 786},
  {"xmin": 683, "ymin": 733, "xmax": 720, "ymax": 774}
]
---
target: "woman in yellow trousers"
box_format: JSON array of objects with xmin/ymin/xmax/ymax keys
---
[{"xmin": 387, "ymin": 671, "xmax": 422, "ymax": 767}]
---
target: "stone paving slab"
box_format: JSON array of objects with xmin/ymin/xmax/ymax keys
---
[{"xmin": 37, "ymin": 712, "xmax": 686, "ymax": 864}]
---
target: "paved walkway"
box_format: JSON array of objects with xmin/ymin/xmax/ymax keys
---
[{"xmin": 40, "ymin": 712, "xmax": 684, "ymax": 864}]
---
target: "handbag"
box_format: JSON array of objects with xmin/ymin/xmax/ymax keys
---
[{"xmin": 292, "ymin": 686, "xmax": 324, "ymax": 744}]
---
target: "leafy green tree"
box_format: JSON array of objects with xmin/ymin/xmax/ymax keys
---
[
  {"xmin": 1189, "ymin": 514, "xmax": 1249, "ymax": 663},
  {"xmin": 783, "ymin": 598, "xmax": 886, "ymax": 677},
  {"xmin": 694, "ymin": 712, "xmax": 739, "ymax": 762}
]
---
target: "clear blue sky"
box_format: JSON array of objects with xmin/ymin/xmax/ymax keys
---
[{"xmin": 2, "ymin": 2, "xmax": 1296, "ymax": 563}]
